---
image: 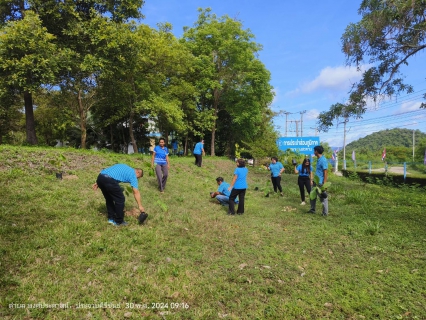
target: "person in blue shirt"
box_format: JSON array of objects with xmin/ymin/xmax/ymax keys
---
[
  {"xmin": 210, "ymin": 177, "xmax": 231, "ymax": 206},
  {"xmin": 294, "ymin": 158, "xmax": 314, "ymax": 205},
  {"xmin": 308, "ymin": 145, "xmax": 329, "ymax": 216},
  {"xmin": 267, "ymin": 157, "xmax": 285, "ymax": 196},
  {"xmin": 92, "ymin": 164, "xmax": 145, "ymax": 226},
  {"xmin": 151, "ymin": 138, "xmax": 170, "ymax": 193},
  {"xmin": 193, "ymin": 139, "xmax": 205, "ymax": 167},
  {"xmin": 227, "ymin": 158, "xmax": 248, "ymax": 215},
  {"xmin": 172, "ymin": 139, "xmax": 178, "ymax": 155}
]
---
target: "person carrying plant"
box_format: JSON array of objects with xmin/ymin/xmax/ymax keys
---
[
  {"xmin": 267, "ymin": 156, "xmax": 285, "ymax": 196},
  {"xmin": 308, "ymin": 146, "xmax": 329, "ymax": 216},
  {"xmin": 92, "ymin": 164, "xmax": 145, "ymax": 226},
  {"xmin": 294, "ymin": 158, "xmax": 313, "ymax": 205}
]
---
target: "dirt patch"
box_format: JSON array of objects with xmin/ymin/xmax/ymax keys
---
[{"xmin": 62, "ymin": 174, "xmax": 79, "ymax": 180}]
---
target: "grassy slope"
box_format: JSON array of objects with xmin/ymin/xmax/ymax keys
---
[{"xmin": 0, "ymin": 146, "xmax": 425, "ymax": 319}]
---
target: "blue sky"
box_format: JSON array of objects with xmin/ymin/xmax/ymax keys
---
[{"xmin": 141, "ymin": 0, "xmax": 426, "ymax": 147}]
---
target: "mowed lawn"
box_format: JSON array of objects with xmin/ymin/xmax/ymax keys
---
[{"xmin": 0, "ymin": 146, "xmax": 425, "ymax": 319}]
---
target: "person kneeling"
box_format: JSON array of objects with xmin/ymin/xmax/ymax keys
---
[{"xmin": 210, "ymin": 177, "xmax": 232, "ymax": 206}]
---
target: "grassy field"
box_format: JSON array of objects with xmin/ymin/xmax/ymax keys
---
[{"xmin": 0, "ymin": 145, "xmax": 425, "ymax": 319}]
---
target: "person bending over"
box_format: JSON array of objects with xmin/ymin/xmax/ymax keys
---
[{"xmin": 93, "ymin": 164, "xmax": 145, "ymax": 226}]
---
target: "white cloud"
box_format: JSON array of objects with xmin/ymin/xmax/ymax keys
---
[
  {"xmin": 398, "ymin": 101, "xmax": 423, "ymax": 112},
  {"xmin": 287, "ymin": 65, "xmax": 367, "ymax": 96}
]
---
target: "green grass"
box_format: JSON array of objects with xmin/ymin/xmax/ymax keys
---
[{"xmin": 1, "ymin": 145, "xmax": 425, "ymax": 319}]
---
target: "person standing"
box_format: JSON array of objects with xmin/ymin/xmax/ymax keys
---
[
  {"xmin": 172, "ymin": 139, "xmax": 178, "ymax": 155},
  {"xmin": 151, "ymin": 138, "xmax": 170, "ymax": 193},
  {"xmin": 92, "ymin": 164, "xmax": 144, "ymax": 226},
  {"xmin": 294, "ymin": 158, "xmax": 313, "ymax": 205},
  {"xmin": 267, "ymin": 157, "xmax": 285, "ymax": 196},
  {"xmin": 210, "ymin": 177, "xmax": 232, "ymax": 206},
  {"xmin": 228, "ymin": 158, "xmax": 248, "ymax": 215},
  {"xmin": 193, "ymin": 139, "xmax": 205, "ymax": 167},
  {"xmin": 308, "ymin": 145, "xmax": 329, "ymax": 216}
]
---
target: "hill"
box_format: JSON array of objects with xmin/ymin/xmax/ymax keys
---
[{"xmin": 346, "ymin": 128, "xmax": 426, "ymax": 151}]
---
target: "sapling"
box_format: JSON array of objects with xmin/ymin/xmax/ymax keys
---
[
  {"xmin": 309, "ymin": 175, "xmax": 331, "ymax": 200},
  {"xmin": 49, "ymin": 153, "xmax": 66, "ymax": 179}
]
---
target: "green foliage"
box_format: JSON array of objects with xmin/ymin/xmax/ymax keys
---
[{"xmin": 341, "ymin": 0, "xmax": 426, "ymax": 109}]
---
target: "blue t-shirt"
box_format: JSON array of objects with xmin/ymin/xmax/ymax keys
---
[
  {"xmin": 101, "ymin": 164, "xmax": 138, "ymax": 188},
  {"xmin": 154, "ymin": 145, "xmax": 169, "ymax": 165},
  {"xmin": 217, "ymin": 181, "xmax": 231, "ymax": 197},
  {"xmin": 269, "ymin": 162, "xmax": 284, "ymax": 177},
  {"xmin": 297, "ymin": 164, "xmax": 313, "ymax": 177},
  {"xmin": 193, "ymin": 142, "xmax": 204, "ymax": 155},
  {"xmin": 233, "ymin": 167, "xmax": 248, "ymax": 189},
  {"xmin": 315, "ymin": 156, "xmax": 328, "ymax": 184},
  {"xmin": 172, "ymin": 141, "xmax": 178, "ymax": 150}
]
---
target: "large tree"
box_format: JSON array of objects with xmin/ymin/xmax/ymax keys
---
[
  {"xmin": 0, "ymin": 11, "xmax": 68, "ymax": 144},
  {"xmin": 0, "ymin": 0, "xmax": 145, "ymax": 145},
  {"xmin": 342, "ymin": 0, "xmax": 426, "ymax": 111},
  {"xmin": 183, "ymin": 8, "xmax": 269, "ymax": 156}
]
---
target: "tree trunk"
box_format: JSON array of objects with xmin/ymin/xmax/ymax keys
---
[
  {"xmin": 129, "ymin": 109, "xmax": 138, "ymax": 153},
  {"xmin": 77, "ymin": 89, "xmax": 87, "ymax": 149},
  {"xmin": 184, "ymin": 134, "xmax": 188, "ymax": 156},
  {"xmin": 211, "ymin": 88, "xmax": 220, "ymax": 156},
  {"xmin": 24, "ymin": 91, "xmax": 38, "ymax": 145}
]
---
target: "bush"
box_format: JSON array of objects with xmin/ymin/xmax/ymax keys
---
[{"xmin": 341, "ymin": 170, "xmax": 426, "ymax": 187}]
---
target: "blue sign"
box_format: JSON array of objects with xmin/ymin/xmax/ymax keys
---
[{"xmin": 277, "ymin": 137, "xmax": 320, "ymax": 155}]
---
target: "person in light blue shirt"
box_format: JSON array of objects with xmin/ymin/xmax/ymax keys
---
[
  {"xmin": 193, "ymin": 139, "xmax": 205, "ymax": 167},
  {"xmin": 210, "ymin": 177, "xmax": 231, "ymax": 206},
  {"xmin": 227, "ymin": 158, "xmax": 248, "ymax": 215},
  {"xmin": 308, "ymin": 145, "xmax": 329, "ymax": 216},
  {"xmin": 294, "ymin": 158, "xmax": 314, "ymax": 205},
  {"xmin": 151, "ymin": 138, "xmax": 170, "ymax": 193},
  {"xmin": 92, "ymin": 164, "xmax": 145, "ymax": 226},
  {"xmin": 267, "ymin": 157, "xmax": 285, "ymax": 196}
]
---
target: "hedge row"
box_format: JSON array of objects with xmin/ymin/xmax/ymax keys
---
[{"xmin": 341, "ymin": 170, "xmax": 426, "ymax": 187}]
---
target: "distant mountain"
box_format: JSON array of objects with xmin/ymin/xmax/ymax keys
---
[{"xmin": 346, "ymin": 128, "xmax": 426, "ymax": 152}]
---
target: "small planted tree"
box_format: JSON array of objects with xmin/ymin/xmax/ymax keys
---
[{"xmin": 309, "ymin": 176, "xmax": 331, "ymax": 201}]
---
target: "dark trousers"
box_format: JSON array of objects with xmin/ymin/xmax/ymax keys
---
[
  {"xmin": 271, "ymin": 176, "xmax": 282, "ymax": 193},
  {"xmin": 155, "ymin": 164, "xmax": 168, "ymax": 191},
  {"xmin": 194, "ymin": 154, "xmax": 202, "ymax": 167},
  {"xmin": 298, "ymin": 176, "xmax": 311, "ymax": 202},
  {"xmin": 96, "ymin": 174, "xmax": 125, "ymax": 223},
  {"xmin": 228, "ymin": 188, "xmax": 246, "ymax": 214}
]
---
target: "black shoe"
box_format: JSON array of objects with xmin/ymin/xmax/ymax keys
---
[
  {"xmin": 227, "ymin": 212, "xmax": 235, "ymax": 215},
  {"xmin": 237, "ymin": 212, "xmax": 244, "ymax": 215},
  {"xmin": 307, "ymin": 209, "xmax": 316, "ymax": 214},
  {"xmin": 138, "ymin": 212, "xmax": 148, "ymax": 224}
]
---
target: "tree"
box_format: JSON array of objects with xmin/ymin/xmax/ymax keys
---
[
  {"xmin": 317, "ymin": 102, "xmax": 363, "ymax": 162},
  {"xmin": 183, "ymin": 8, "xmax": 268, "ymax": 156},
  {"xmin": 0, "ymin": 0, "xmax": 145, "ymax": 146},
  {"xmin": 0, "ymin": 11, "xmax": 68, "ymax": 144},
  {"xmin": 342, "ymin": 0, "xmax": 426, "ymax": 111}
]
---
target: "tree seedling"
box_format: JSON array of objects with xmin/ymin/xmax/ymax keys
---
[{"xmin": 309, "ymin": 176, "xmax": 331, "ymax": 200}]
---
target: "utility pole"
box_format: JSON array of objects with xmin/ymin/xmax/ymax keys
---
[
  {"xmin": 295, "ymin": 121, "xmax": 299, "ymax": 137},
  {"xmin": 413, "ymin": 129, "xmax": 415, "ymax": 162},
  {"xmin": 284, "ymin": 112, "xmax": 291, "ymax": 137},
  {"xmin": 310, "ymin": 127, "xmax": 318, "ymax": 136},
  {"xmin": 343, "ymin": 118, "xmax": 349, "ymax": 169},
  {"xmin": 299, "ymin": 110, "xmax": 306, "ymax": 137}
]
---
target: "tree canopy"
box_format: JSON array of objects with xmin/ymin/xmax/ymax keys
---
[
  {"xmin": 342, "ymin": 0, "xmax": 426, "ymax": 111},
  {"xmin": 0, "ymin": 4, "xmax": 277, "ymax": 158}
]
